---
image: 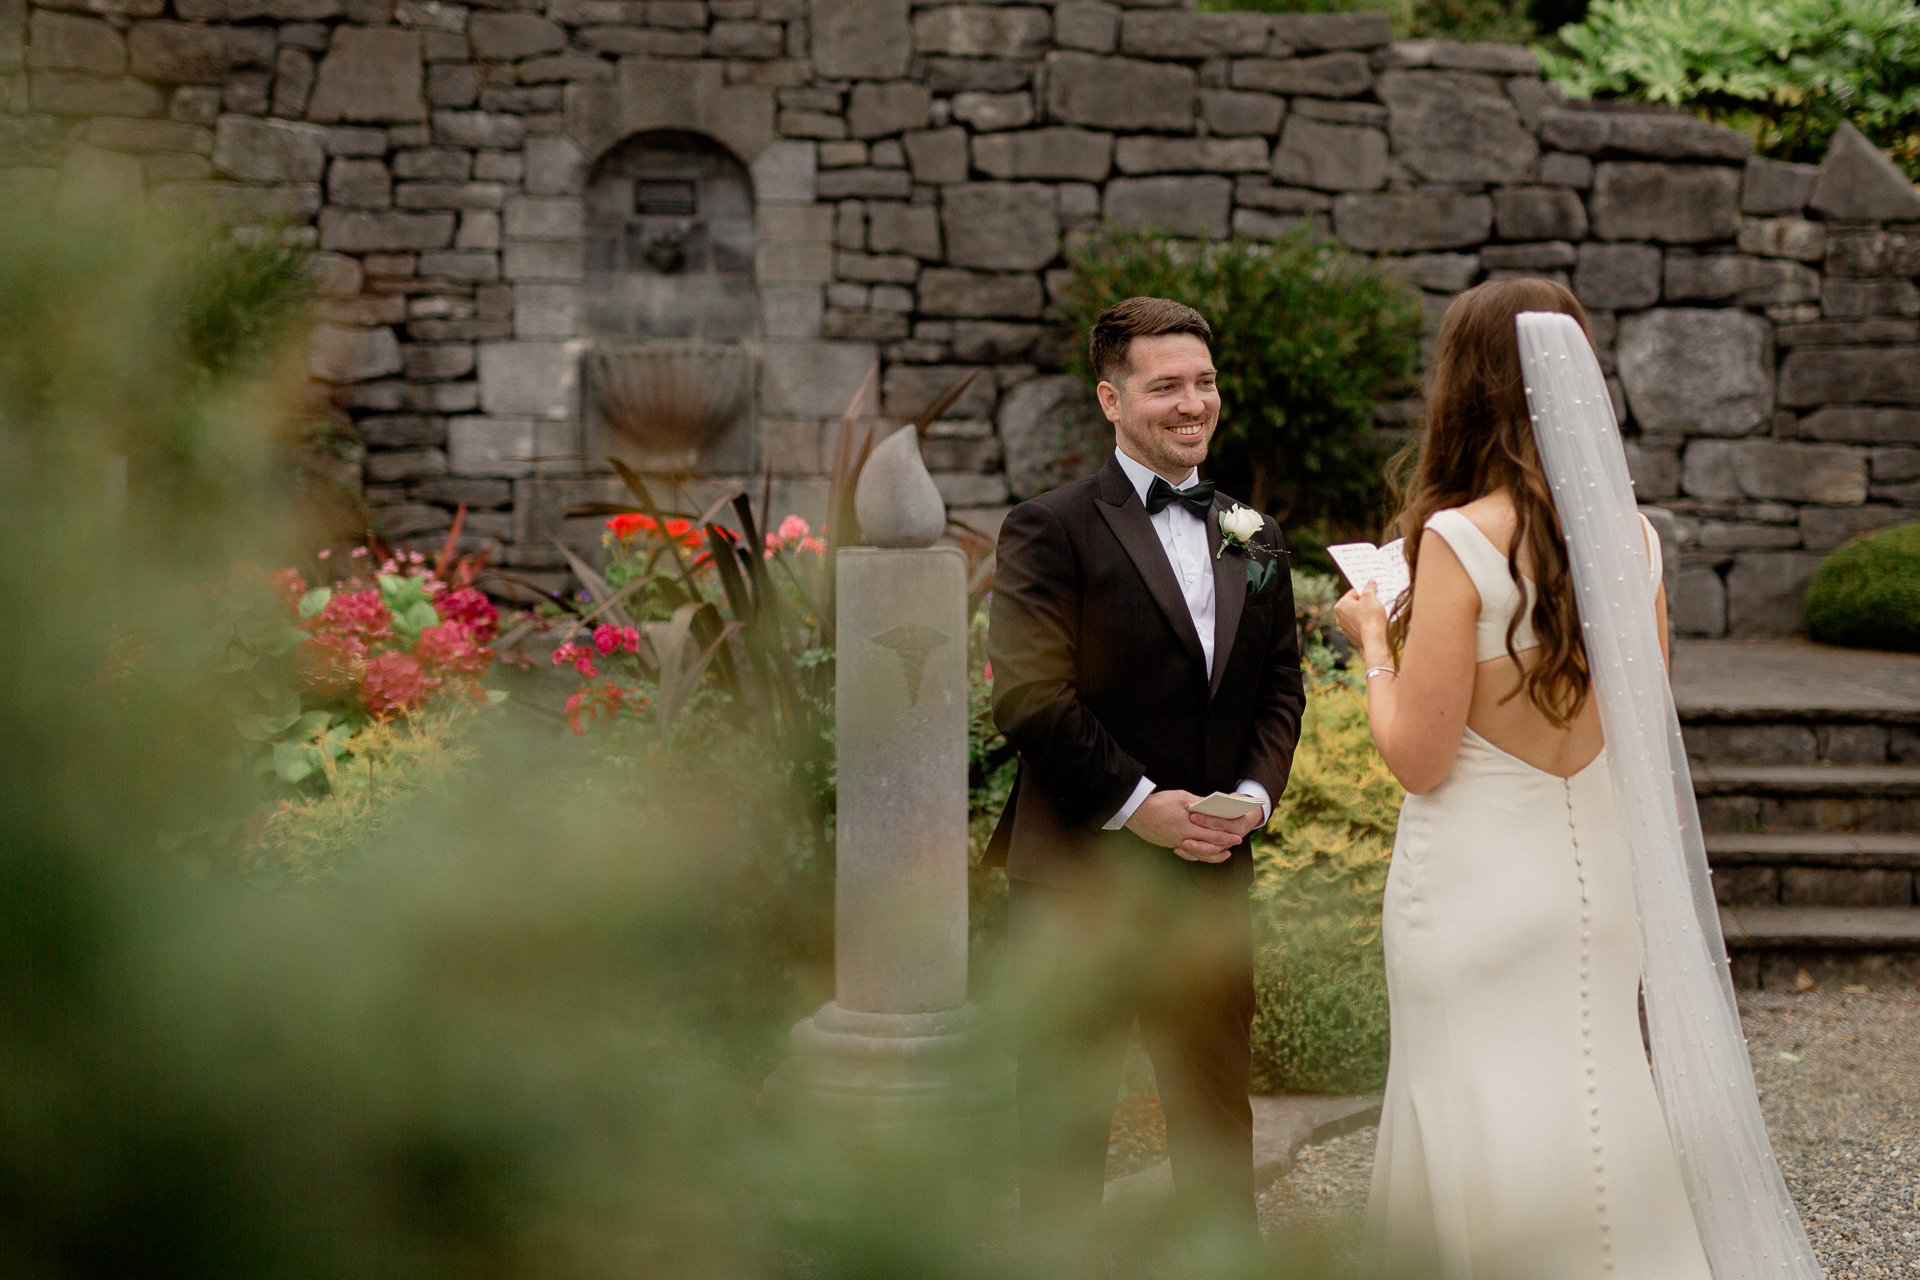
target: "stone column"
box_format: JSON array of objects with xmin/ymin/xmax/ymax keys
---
[{"xmin": 764, "ymin": 425, "xmax": 1013, "ymax": 1178}]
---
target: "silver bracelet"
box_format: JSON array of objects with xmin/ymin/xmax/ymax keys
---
[{"xmin": 1365, "ymin": 665, "xmax": 1398, "ymax": 680}]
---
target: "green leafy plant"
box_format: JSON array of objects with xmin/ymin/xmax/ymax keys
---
[
  {"xmin": 1804, "ymin": 521, "xmax": 1920, "ymax": 651},
  {"xmin": 1055, "ymin": 227, "xmax": 1422, "ymax": 541},
  {"xmin": 1250, "ymin": 667, "xmax": 1403, "ymax": 1094},
  {"xmin": 1540, "ymin": 0, "xmax": 1920, "ymax": 175}
]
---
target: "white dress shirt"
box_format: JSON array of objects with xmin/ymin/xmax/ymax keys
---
[{"xmin": 1103, "ymin": 448, "xmax": 1272, "ymax": 832}]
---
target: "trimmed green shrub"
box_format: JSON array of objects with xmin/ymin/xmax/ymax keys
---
[
  {"xmin": 1055, "ymin": 227, "xmax": 1422, "ymax": 540},
  {"xmin": 1804, "ymin": 521, "xmax": 1920, "ymax": 651},
  {"xmin": 1540, "ymin": 0, "xmax": 1920, "ymax": 176},
  {"xmin": 1250, "ymin": 669, "xmax": 1403, "ymax": 1094}
]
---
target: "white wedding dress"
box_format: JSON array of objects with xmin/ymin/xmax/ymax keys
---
[{"xmin": 1363, "ymin": 508, "xmax": 1713, "ymax": 1280}]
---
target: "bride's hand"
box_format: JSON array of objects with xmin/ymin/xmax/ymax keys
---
[{"xmin": 1333, "ymin": 582, "xmax": 1388, "ymax": 648}]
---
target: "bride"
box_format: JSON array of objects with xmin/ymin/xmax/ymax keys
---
[{"xmin": 1333, "ymin": 279, "xmax": 1821, "ymax": 1279}]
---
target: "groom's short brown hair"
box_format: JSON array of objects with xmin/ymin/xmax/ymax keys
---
[{"xmin": 1090, "ymin": 297, "xmax": 1213, "ymax": 386}]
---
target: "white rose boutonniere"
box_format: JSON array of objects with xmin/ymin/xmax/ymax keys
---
[{"xmin": 1216, "ymin": 503, "xmax": 1261, "ymax": 560}]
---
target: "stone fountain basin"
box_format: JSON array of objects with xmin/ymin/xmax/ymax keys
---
[{"xmin": 589, "ymin": 341, "xmax": 752, "ymax": 454}]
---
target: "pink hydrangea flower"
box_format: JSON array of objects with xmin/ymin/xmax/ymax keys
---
[
  {"xmin": 435, "ymin": 587, "xmax": 499, "ymax": 641},
  {"xmin": 592, "ymin": 623, "xmax": 642, "ymax": 655},
  {"xmin": 414, "ymin": 623, "xmax": 493, "ymax": 677},
  {"xmin": 307, "ymin": 586, "xmax": 391, "ymax": 646},
  {"xmin": 361, "ymin": 652, "xmax": 429, "ymax": 715},
  {"xmin": 777, "ymin": 515, "xmax": 810, "ymax": 542}
]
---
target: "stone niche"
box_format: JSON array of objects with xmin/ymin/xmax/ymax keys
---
[{"xmin": 583, "ymin": 129, "xmax": 759, "ymax": 474}]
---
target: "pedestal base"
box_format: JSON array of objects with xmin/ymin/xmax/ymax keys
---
[{"xmin": 764, "ymin": 1001, "xmax": 1015, "ymax": 1140}]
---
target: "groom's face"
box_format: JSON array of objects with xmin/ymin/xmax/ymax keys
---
[{"xmin": 1098, "ymin": 333, "xmax": 1221, "ymax": 481}]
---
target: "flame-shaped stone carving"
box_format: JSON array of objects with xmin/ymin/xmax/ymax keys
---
[
  {"xmin": 854, "ymin": 426, "xmax": 946, "ymax": 549},
  {"xmin": 868, "ymin": 623, "xmax": 949, "ymax": 705}
]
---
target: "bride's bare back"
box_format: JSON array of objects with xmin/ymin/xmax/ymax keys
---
[{"xmin": 1336, "ymin": 488, "xmax": 1668, "ymax": 794}]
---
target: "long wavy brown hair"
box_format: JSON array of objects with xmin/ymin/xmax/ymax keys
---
[{"xmin": 1386, "ymin": 277, "xmax": 1596, "ymax": 727}]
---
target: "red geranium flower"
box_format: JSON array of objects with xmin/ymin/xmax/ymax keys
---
[
  {"xmin": 361, "ymin": 652, "xmax": 430, "ymax": 716},
  {"xmin": 434, "ymin": 587, "xmax": 498, "ymax": 642}
]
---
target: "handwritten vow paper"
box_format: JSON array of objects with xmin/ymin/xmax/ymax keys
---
[{"xmin": 1327, "ymin": 538, "xmax": 1410, "ymax": 610}]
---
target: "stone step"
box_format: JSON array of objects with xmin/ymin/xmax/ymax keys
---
[
  {"xmin": 1682, "ymin": 720, "xmax": 1920, "ymax": 767},
  {"xmin": 1705, "ymin": 831, "xmax": 1920, "ymax": 867},
  {"xmin": 1719, "ymin": 905, "xmax": 1920, "ymax": 950},
  {"xmin": 1692, "ymin": 763, "xmax": 1920, "ymax": 797}
]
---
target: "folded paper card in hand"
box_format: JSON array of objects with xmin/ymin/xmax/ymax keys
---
[
  {"xmin": 1327, "ymin": 539, "xmax": 1410, "ymax": 610},
  {"xmin": 1186, "ymin": 791, "xmax": 1265, "ymax": 820}
]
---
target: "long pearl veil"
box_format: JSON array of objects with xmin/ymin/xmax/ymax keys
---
[{"xmin": 1516, "ymin": 311, "xmax": 1820, "ymax": 1278}]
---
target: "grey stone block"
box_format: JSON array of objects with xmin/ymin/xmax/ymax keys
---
[
  {"xmin": 1873, "ymin": 447, "xmax": 1920, "ymax": 482},
  {"xmin": 1687, "ymin": 723, "xmax": 1817, "ymax": 765},
  {"xmin": 1686, "ymin": 440, "xmax": 1866, "ymax": 504},
  {"xmin": 1536, "ymin": 151, "xmax": 1592, "ymax": 188},
  {"xmin": 942, "ymin": 183, "xmax": 1058, "ymax": 271},
  {"xmin": 82, "ymin": 118, "xmax": 211, "ymax": 155},
  {"xmin": 223, "ymin": 70, "xmax": 272, "ymax": 116},
  {"xmin": 707, "ymin": 21, "xmax": 782, "ymax": 58},
  {"xmin": 1046, "ymin": 53, "xmax": 1193, "ymax": 131},
  {"xmin": 397, "ymin": 181, "xmax": 506, "ymax": 210},
  {"xmin": 1377, "ymin": 70, "xmax": 1536, "ymax": 185},
  {"xmin": 950, "ymin": 90, "xmax": 1032, "ymax": 133},
  {"xmin": 1779, "ymin": 346, "xmax": 1920, "ymax": 408},
  {"xmin": 1118, "ymin": 10, "xmax": 1269, "ymax": 57},
  {"xmin": 922, "ymin": 56, "xmax": 1030, "ymax": 95},
  {"xmin": 309, "ymin": 323, "xmax": 403, "ymax": 382},
  {"xmin": 272, "ymin": 48, "xmax": 316, "ymax": 118},
  {"xmin": 128, "ymin": 21, "xmax": 229, "ymax": 83},
  {"xmin": 998, "ymin": 373, "xmax": 1103, "ymax": 499},
  {"xmin": 836, "ymin": 251, "xmax": 920, "ymax": 283},
  {"xmin": 1104, "ymin": 175, "xmax": 1232, "ymax": 239},
  {"xmin": 1268, "ymin": 12, "xmax": 1391, "ymax": 50},
  {"xmin": 403, "ymin": 342, "xmax": 476, "ymax": 380},
  {"xmin": 1231, "ymin": 52, "xmax": 1369, "ymax": 98},
  {"xmin": 1200, "ymin": 88, "xmax": 1282, "ymax": 137},
  {"xmin": 1823, "ymin": 279, "xmax": 1920, "ymax": 319},
  {"xmin": 417, "ymin": 251, "xmax": 499, "ymax": 281},
  {"xmin": 914, "ymin": 5, "xmax": 1050, "ymax": 59},
  {"xmin": 811, "ymin": 0, "xmax": 909, "ymax": 74},
  {"xmin": 28, "ymin": 12, "xmax": 124, "ymax": 76},
  {"xmin": 1672, "ymin": 566, "xmax": 1726, "ymax": 637},
  {"xmin": 1055, "ymin": 0, "xmax": 1117, "ymax": 53},
  {"xmin": 759, "ymin": 339, "xmax": 878, "ymax": 416},
  {"xmin": 227, "ymin": 28, "xmax": 277, "ymax": 70},
  {"xmin": 882, "ymin": 363, "xmax": 998, "ymax": 420},
  {"xmin": 1619, "ymin": 309, "xmax": 1771, "ymax": 438},
  {"xmin": 972, "ymin": 127, "xmax": 1112, "ymax": 181},
  {"xmin": 1825, "ymin": 230, "xmax": 1920, "ymax": 279},
  {"xmin": 1737, "ymin": 218, "xmax": 1825, "ymax": 263},
  {"xmin": 1589, "ymin": 162, "xmax": 1740, "ymax": 243},
  {"xmin": 817, "ymin": 168, "xmax": 913, "ymax": 199},
  {"xmin": 1741, "ymin": 157, "xmax": 1818, "ymax": 214},
  {"xmin": 358, "ymin": 414, "xmax": 443, "ymax": 448},
  {"xmin": 325, "ymin": 125, "xmax": 386, "ymax": 156},
  {"xmin": 1232, "ymin": 209, "xmax": 1323, "ymax": 239},
  {"xmin": 477, "ymin": 341, "xmax": 580, "ymax": 418},
  {"xmin": 364, "ymin": 447, "xmax": 448, "ymax": 483},
  {"xmin": 393, "ymin": 148, "xmax": 471, "ymax": 181},
  {"xmin": 432, "ymin": 110, "xmax": 524, "ymax": 149},
  {"xmin": 412, "ymin": 477, "xmax": 512, "ymax": 509},
  {"xmin": 328, "ymin": 156, "xmax": 391, "ymax": 206},
  {"xmin": 1801, "ymin": 505, "xmax": 1910, "ymax": 552},
  {"xmin": 1388, "ymin": 252, "xmax": 1478, "ymax": 292},
  {"xmin": 1428, "ymin": 40, "xmax": 1536, "ymax": 72},
  {"xmin": 1270, "ymin": 117, "xmax": 1384, "ymax": 191},
  {"xmin": 848, "ymin": 79, "xmax": 931, "ymax": 138},
  {"xmin": 1332, "ymin": 191, "xmax": 1491, "ymax": 252},
  {"xmin": 1537, "ymin": 110, "xmax": 1751, "ymax": 162},
  {"xmin": 758, "ymin": 284, "xmax": 821, "ymax": 339},
  {"xmin": 211, "ymin": 114, "xmax": 326, "ymax": 182},
  {"xmin": 918, "ymin": 268, "xmax": 1044, "ymax": 318},
  {"xmin": 1799, "ymin": 407, "xmax": 1920, "ymax": 442},
  {"xmin": 902, "ymin": 127, "xmax": 967, "ymax": 184},
  {"xmin": 33, "ymin": 72, "xmax": 163, "ymax": 118},
  {"xmin": 307, "ymin": 26, "xmax": 424, "ymax": 124},
  {"xmin": 1694, "ymin": 520, "xmax": 1802, "ymax": 551},
  {"xmin": 1234, "ymin": 178, "xmax": 1332, "ymax": 213},
  {"xmin": 1117, "ymin": 136, "xmax": 1268, "ymax": 175},
  {"xmin": 1624, "ymin": 436, "xmax": 1681, "ymax": 499},
  {"xmin": 867, "ymin": 202, "xmax": 941, "ymax": 258},
  {"xmin": 1809, "ymin": 120, "xmax": 1920, "ymax": 222},
  {"xmin": 320, "ymin": 208, "xmax": 455, "ymax": 251},
  {"xmin": 1664, "ymin": 254, "xmax": 1819, "ymax": 308},
  {"xmin": 823, "ymin": 310, "xmax": 910, "ymax": 340},
  {"xmin": 1726, "ymin": 551, "xmax": 1825, "ymax": 635},
  {"xmin": 946, "ymin": 321, "xmax": 1046, "ymax": 361},
  {"xmin": 503, "ymin": 195, "xmax": 583, "ymax": 239},
  {"xmin": 1491, "ymin": 186, "xmax": 1584, "ymax": 241},
  {"xmin": 524, "ymin": 135, "xmax": 585, "ymax": 197},
  {"xmin": 171, "ymin": 86, "xmax": 224, "ymax": 125},
  {"xmin": 1480, "ymin": 241, "xmax": 1575, "ymax": 270},
  {"xmin": 153, "ymin": 178, "xmax": 322, "ymax": 220},
  {"xmin": 447, "ymin": 416, "xmax": 536, "ymax": 477}
]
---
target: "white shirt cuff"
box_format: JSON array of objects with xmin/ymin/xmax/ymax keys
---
[
  {"xmin": 1234, "ymin": 779, "xmax": 1272, "ymax": 826},
  {"xmin": 1104, "ymin": 775, "xmax": 1157, "ymax": 831}
]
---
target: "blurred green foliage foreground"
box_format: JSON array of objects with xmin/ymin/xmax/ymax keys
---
[{"xmin": 0, "ymin": 192, "xmax": 1410, "ymax": 1278}]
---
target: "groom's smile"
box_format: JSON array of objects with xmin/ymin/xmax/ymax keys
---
[{"xmin": 1095, "ymin": 331, "xmax": 1222, "ymax": 483}]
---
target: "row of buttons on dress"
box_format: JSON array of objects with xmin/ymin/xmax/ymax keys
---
[{"xmin": 1566, "ymin": 779, "xmax": 1614, "ymax": 1272}]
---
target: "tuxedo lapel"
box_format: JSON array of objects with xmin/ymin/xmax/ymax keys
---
[
  {"xmin": 1092, "ymin": 458, "xmax": 1208, "ymax": 677},
  {"xmin": 1206, "ymin": 496, "xmax": 1245, "ymax": 701}
]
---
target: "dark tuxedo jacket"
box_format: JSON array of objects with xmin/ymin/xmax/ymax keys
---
[{"xmin": 985, "ymin": 453, "xmax": 1306, "ymax": 894}]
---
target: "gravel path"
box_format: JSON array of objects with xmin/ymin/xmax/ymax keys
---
[{"xmin": 1257, "ymin": 990, "xmax": 1920, "ymax": 1276}]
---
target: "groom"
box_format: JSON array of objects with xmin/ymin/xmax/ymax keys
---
[{"xmin": 986, "ymin": 297, "xmax": 1305, "ymax": 1263}]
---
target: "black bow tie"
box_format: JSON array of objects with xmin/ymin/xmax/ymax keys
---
[{"xmin": 1145, "ymin": 476, "xmax": 1216, "ymax": 519}]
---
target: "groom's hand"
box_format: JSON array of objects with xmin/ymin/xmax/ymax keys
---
[{"xmin": 1125, "ymin": 790, "xmax": 1261, "ymax": 863}]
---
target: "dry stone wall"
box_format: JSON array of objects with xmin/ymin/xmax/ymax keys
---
[{"xmin": 4, "ymin": 0, "xmax": 1919, "ymax": 633}]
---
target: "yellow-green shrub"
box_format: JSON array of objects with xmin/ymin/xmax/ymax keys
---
[{"xmin": 1251, "ymin": 671, "xmax": 1403, "ymax": 1095}]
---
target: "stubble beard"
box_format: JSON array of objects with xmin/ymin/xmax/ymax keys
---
[{"xmin": 1118, "ymin": 411, "xmax": 1211, "ymax": 481}]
